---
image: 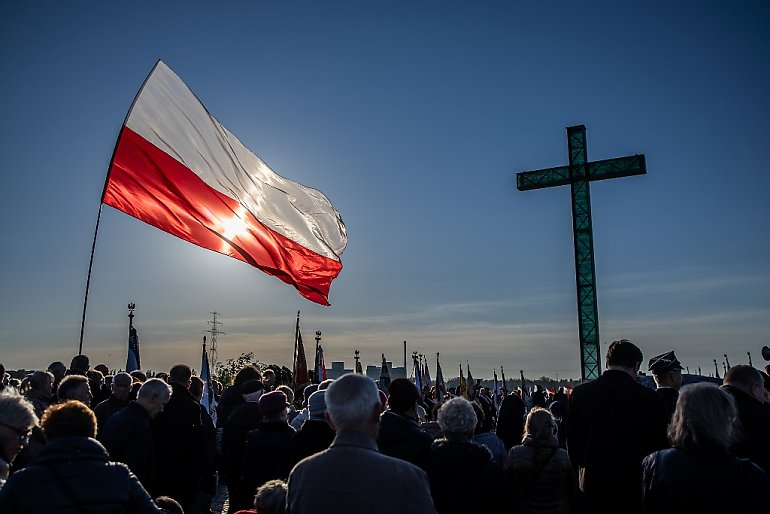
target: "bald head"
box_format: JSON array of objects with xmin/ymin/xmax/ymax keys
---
[
  {"xmin": 724, "ymin": 365, "xmax": 765, "ymax": 403},
  {"xmin": 111, "ymin": 372, "xmax": 133, "ymax": 401},
  {"xmin": 136, "ymin": 378, "xmax": 172, "ymax": 418}
]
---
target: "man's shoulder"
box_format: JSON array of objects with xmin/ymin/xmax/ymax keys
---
[{"xmin": 295, "ymin": 441, "xmax": 427, "ymax": 478}]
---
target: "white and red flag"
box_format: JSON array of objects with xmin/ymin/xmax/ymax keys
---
[{"xmin": 103, "ymin": 61, "xmax": 347, "ymax": 305}]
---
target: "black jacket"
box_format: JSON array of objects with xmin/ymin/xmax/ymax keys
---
[
  {"xmin": 287, "ymin": 418, "xmax": 336, "ymax": 470},
  {"xmin": 655, "ymin": 387, "xmax": 679, "ymax": 423},
  {"xmin": 216, "ymin": 385, "xmax": 245, "ymax": 428},
  {"xmin": 643, "ymin": 447, "xmax": 770, "ymax": 512},
  {"xmin": 377, "ymin": 410, "xmax": 433, "ymax": 469},
  {"xmin": 94, "ymin": 395, "xmax": 130, "ymax": 436},
  {"xmin": 100, "ymin": 401, "xmax": 155, "ymax": 492},
  {"xmin": 151, "ymin": 383, "xmax": 205, "ymax": 512},
  {"xmin": 723, "ymin": 384, "xmax": 770, "ymax": 474},
  {"xmin": 567, "ymin": 370, "xmax": 668, "ymax": 514},
  {"xmin": 426, "ymin": 439, "xmax": 504, "ymax": 514},
  {"xmin": 221, "ymin": 401, "xmax": 263, "ymax": 483},
  {"xmin": 496, "ymin": 393, "xmax": 526, "ymax": 450},
  {"xmin": 242, "ymin": 420, "xmax": 296, "ymax": 492},
  {"xmin": 0, "ymin": 436, "xmax": 161, "ymax": 513}
]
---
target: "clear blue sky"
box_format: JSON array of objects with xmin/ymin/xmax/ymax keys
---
[{"xmin": 1, "ymin": 1, "xmax": 768, "ymax": 380}]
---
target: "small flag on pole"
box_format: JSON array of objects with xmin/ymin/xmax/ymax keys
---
[
  {"xmin": 315, "ymin": 344, "xmax": 327, "ymax": 382},
  {"xmin": 413, "ymin": 353, "xmax": 423, "ymax": 399},
  {"xmin": 466, "ymin": 361, "xmax": 475, "ymax": 400},
  {"xmin": 200, "ymin": 337, "xmax": 217, "ymax": 425},
  {"xmin": 501, "ymin": 366, "xmax": 508, "ymax": 397},
  {"xmin": 126, "ymin": 304, "xmax": 140, "ymax": 373},
  {"xmin": 378, "ymin": 354, "xmax": 391, "ymax": 392},
  {"xmin": 435, "ymin": 353, "xmax": 446, "ymax": 400},
  {"xmin": 126, "ymin": 325, "xmax": 141, "ymax": 372},
  {"xmin": 294, "ymin": 317, "xmax": 310, "ymax": 387}
]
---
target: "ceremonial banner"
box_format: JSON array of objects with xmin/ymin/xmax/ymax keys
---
[
  {"xmin": 104, "ymin": 61, "xmax": 347, "ymax": 305},
  {"xmin": 378, "ymin": 355, "xmax": 391, "ymax": 392},
  {"xmin": 435, "ymin": 354, "xmax": 446, "ymax": 400},
  {"xmin": 200, "ymin": 342, "xmax": 217, "ymax": 424},
  {"xmin": 126, "ymin": 326, "xmax": 141, "ymax": 372},
  {"xmin": 413, "ymin": 355, "xmax": 423, "ymax": 398},
  {"xmin": 295, "ymin": 330, "xmax": 310, "ymax": 386},
  {"xmin": 315, "ymin": 344, "xmax": 327, "ymax": 382}
]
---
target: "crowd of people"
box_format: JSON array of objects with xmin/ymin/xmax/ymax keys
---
[{"xmin": 1, "ymin": 339, "xmax": 770, "ymax": 513}]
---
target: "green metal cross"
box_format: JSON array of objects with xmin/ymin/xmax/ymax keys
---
[{"xmin": 517, "ymin": 125, "xmax": 646, "ymax": 381}]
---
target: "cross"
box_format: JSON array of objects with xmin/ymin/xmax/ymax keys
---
[{"xmin": 517, "ymin": 125, "xmax": 646, "ymax": 381}]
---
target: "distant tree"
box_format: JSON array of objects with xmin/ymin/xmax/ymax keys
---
[{"xmin": 215, "ymin": 352, "xmax": 255, "ymax": 386}]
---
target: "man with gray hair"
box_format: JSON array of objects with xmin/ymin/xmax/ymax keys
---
[
  {"xmin": 100, "ymin": 378, "xmax": 171, "ymax": 493},
  {"xmin": 94, "ymin": 372, "xmax": 134, "ymax": 434},
  {"xmin": 0, "ymin": 391, "xmax": 37, "ymax": 489},
  {"xmin": 427, "ymin": 397, "xmax": 503, "ymax": 512},
  {"xmin": 286, "ymin": 373, "xmax": 436, "ymax": 514}
]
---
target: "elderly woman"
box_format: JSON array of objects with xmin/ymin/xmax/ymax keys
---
[
  {"xmin": 0, "ymin": 400, "xmax": 162, "ymax": 512},
  {"xmin": 0, "ymin": 392, "xmax": 37, "ymax": 489},
  {"xmin": 642, "ymin": 382, "xmax": 770, "ymax": 511},
  {"xmin": 504, "ymin": 407, "xmax": 577, "ymax": 513},
  {"xmin": 426, "ymin": 397, "xmax": 503, "ymax": 513}
]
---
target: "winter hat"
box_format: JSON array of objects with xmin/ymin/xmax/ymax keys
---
[
  {"xmin": 308, "ymin": 390, "xmax": 327, "ymax": 421},
  {"xmin": 303, "ymin": 384, "xmax": 319, "ymax": 405},
  {"xmin": 259, "ymin": 390, "xmax": 289, "ymax": 418}
]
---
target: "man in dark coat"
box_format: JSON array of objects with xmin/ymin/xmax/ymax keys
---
[
  {"xmin": 152, "ymin": 364, "xmax": 206, "ymax": 513},
  {"xmin": 240, "ymin": 391, "xmax": 295, "ymax": 510},
  {"xmin": 100, "ymin": 378, "xmax": 171, "ymax": 493},
  {"xmin": 377, "ymin": 378, "xmax": 433, "ymax": 469},
  {"xmin": 216, "ymin": 365, "xmax": 262, "ymax": 428},
  {"xmin": 649, "ymin": 350, "xmax": 684, "ymax": 422},
  {"xmin": 496, "ymin": 392, "xmax": 526, "ymax": 451},
  {"xmin": 722, "ymin": 364, "xmax": 770, "ymax": 474},
  {"xmin": 0, "ymin": 400, "xmax": 162, "ymax": 513},
  {"xmin": 287, "ymin": 374, "xmax": 437, "ymax": 514},
  {"xmin": 221, "ymin": 379, "xmax": 264, "ymax": 514},
  {"xmin": 94, "ymin": 372, "xmax": 133, "ymax": 435},
  {"xmin": 286, "ymin": 389, "xmax": 335, "ymax": 470},
  {"xmin": 567, "ymin": 339, "xmax": 668, "ymax": 514}
]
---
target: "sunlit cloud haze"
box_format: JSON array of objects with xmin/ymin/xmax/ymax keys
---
[{"xmin": 8, "ymin": 268, "xmax": 768, "ymax": 381}]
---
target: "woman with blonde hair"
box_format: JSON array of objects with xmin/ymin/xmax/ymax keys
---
[
  {"xmin": 642, "ymin": 382, "xmax": 770, "ymax": 511},
  {"xmin": 504, "ymin": 407, "xmax": 577, "ymax": 513}
]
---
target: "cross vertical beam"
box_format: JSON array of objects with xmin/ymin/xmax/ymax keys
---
[
  {"xmin": 516, "ymin": 125, "xmax": 646, "ymax": 381},
  {"xmin": 567, "ymin": 126, "xmax": 601, "ymax": 380}
]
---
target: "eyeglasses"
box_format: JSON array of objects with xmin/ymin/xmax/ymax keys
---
[{"xmin": 0, "ymin": 422, "xmax": 32, "ymax": 443}]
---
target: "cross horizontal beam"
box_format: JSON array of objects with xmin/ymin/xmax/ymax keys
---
[{"xmin": 516, "ymin": 154, "xmax": 646, "ymax": 191}]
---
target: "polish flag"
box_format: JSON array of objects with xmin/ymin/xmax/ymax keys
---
[{"xmin": 103, "ymin": 61, "xmax": 347, "ymax": 305}]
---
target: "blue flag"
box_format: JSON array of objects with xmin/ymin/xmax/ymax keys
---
[{"xmin": 126, "ymin": 326, "xmax": 141, "ymax": 372}]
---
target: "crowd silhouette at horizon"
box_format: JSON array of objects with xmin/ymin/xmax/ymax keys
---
[{"xmin": 1, "ymin": 339, "xmax": 770, "ymax": 513}]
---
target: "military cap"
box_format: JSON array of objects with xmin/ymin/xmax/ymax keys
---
[{"xmin": 648, "ymin": 350, "xmax": 684, "ymax": 374}]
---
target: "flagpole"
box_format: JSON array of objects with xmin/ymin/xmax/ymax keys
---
[
  {"xmin": 78, "ymin": 61, "xmax": 163, "ymax": 355},
  {"xmin": 314, "ymin": 330, "xmax": 322, "ymax": 384},
  {"xmin": 293, "ymin": 311, "xmax": 300, "ymax": 387},
  {"xmin": 78, "ymin": 203, "xmax": 104, "ymax": 354}
]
